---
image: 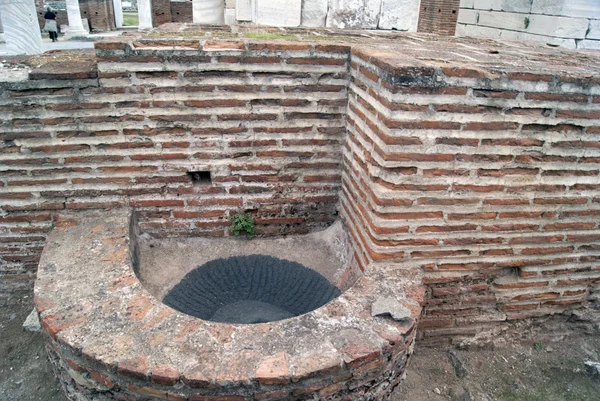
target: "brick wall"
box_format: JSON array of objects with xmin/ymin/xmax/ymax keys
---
[
  {"xmin": 153, "ymin": 0, "xmax": 173, "ymax": 26},
  {"xmin": 0, "ymin": 39, "xmax": 348, "ymax": 302},
  {"xmin": 80, "ymin": 0, "xmax": 116, "ymax": 31},
  {"xmin": 2, "ymin": 32, "xmax": 600, "ymax": 341},
  {"xmin": 170, "ymin": 1, "xmax": 193, "ymax": 23},
  {"xmin": 418, "ymin": 0, "xmax": 461, "ymax": 35},
  {"xmin": 344, "ymin": 46, "xmax": 600, "ymax": 344}
]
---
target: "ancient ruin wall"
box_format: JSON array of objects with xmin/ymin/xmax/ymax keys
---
[
  {"xmin": 1, "ymin": 33, "xmax": 600, "ymax": 341},
  {"xmin": 342, "ymin": 48, "xmax": 600, "ymax": 344},
  {"xmin": 0, "ymin": 39, "xmax": 348, "ymax": 300}
]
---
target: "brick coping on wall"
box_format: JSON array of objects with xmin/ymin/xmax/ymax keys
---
[
  {"xmin": 1, "ymin": 24, "xmax": 600, "ymax": 348},
  {"xmin": 35, "ymin": 209, "xmax": 422, "ymax": 400}
]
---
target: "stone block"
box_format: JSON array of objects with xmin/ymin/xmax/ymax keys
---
[
  {"xmin": 460, "ymin": 0, "xmax": 475, "ymax": 8},
  {"xmin": 23, "ymin": 308, "xmax": 41, "ymax": 332},
  {"xmin": 236, "ymin": 0, "xmax": 252, "ymax": 21},
  {"xmin": 455, "ymin": 22, "xmax": 502, "ymax": 38},
  {"xmin": 478, "ymin": 10, "xmax": 527, "ymax": 30},
  {"xmin": 0, "ymin": 0, "xmax": 43, "ymax": 55},
  {"xmin": 587, "ymin": 19, "xmax": 600, "ymax": 40},
  {"xmin": 499, "ymin": 28, "xmax": 577, "ymax": 48},
  {"xmin": 530, "ymin": 0, "xmax": 563, "ymax": 15},
  {"xmin": 224, "ymin": 8, "xmax": 236, "ymax": 25},
  {"xmin": 457, "ymin": 8, "xmax": 478, "ymax": 24},
  {"xmin": 527, "ymin": 14, "xmax": 589, "ymax": 39},
  {"xmin": 254, "ymin": 0, "xmax": 302, "ymax": 27},
  {"xmin": 301, "ymin": 0, "xmax": 328, "ymax": 27},
  {"xmin": 326, "ymin": 0, "xmax": 382, "ymax": 29},
  {"xmin": 501, "ymin": 0, "xmax": 531, "ymax": 13},
  {"xmin": 473, "ymin": 0, "xmax": 502, "ymax": 10},
  {"xmin": 193, "ymin": 0, "xmax": 225, "ymax": 24},
  {"xmin": 562, "ymin": 1, "xmax": 600, "ymax": 18},
  {"xmin": 531, "ymin": 0, "xmax": 599, "ymax": 18},
  {"xmin": 577, "ymin": 38, "xmax": 600, "ymax": 50},
  {"xmin": 378, "ymin": 0, "xmax": 420, "ymax": 31}
]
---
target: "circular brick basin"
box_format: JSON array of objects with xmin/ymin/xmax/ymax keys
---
[
  {"xmin": 164, "ymin": 255, "xmax": 341, "ymax": 324},
  {"xmin": 35, "ymin": 210, "xmax": 423, "ymax": 401}
]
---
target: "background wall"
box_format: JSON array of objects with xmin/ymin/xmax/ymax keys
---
[
  {"xmin": 417, "ymin": 0, "xmax": 460, "ymax": 36},
  {"xmin": 456, "ymin": 0, "xmax": 600, "ymax": 50}
]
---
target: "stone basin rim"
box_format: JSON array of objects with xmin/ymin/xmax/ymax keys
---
[{"xmin": 34, "ymin": 208, "xmax": 423, "ymax": 400}]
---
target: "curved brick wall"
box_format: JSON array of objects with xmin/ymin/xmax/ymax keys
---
[
  {"xmin": 36, "ymin": 210, "xmax": 421, "ymax": 400},
  {"xmin": 2, "ymin": 27, "xmax": 600, "ymax": 347}
]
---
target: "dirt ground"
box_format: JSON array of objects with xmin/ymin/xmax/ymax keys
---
[
  {"xmin": 1, "ymin": 295, "xmax": 599, "ymax": 401},
  {"xmin": 0, "ymin": 295, "xmax": 66, "ymax": 401}
]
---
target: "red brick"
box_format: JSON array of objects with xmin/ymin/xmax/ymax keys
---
[
  {"xmin": 184, "ymin": 99, "xmax": 246, "ymax": 108},
  {"xmin": 118, "ymin": 356, "xmax": 150, "ymax": 381},
  {"xmin": 151, "ymin": 364, "xmax": 180, "ymax": 386},
  {"xmin": 524, "ymin": 92, "xmax": 588, "ymax": 103},
  {"xmin": 248, "ymin": 42, "xmax": 312, "ymax": 51},
  {"xmin": 255, "ymin": 352, "xmax": 289, "ymax": 385},
  {"xmin": 416, "ymin": 224, "xmax": 477, "ymax": 233},
  {"xmin": 507, "ymin": 72, "xmax": 553, "ymax": 82},
  {"xmin": 463, "ymin": 122, "xmax": 519, "ymax": 131},
  {"xmin": 472, "ymin": 89, "xmax": 518, "ymax": 99}
]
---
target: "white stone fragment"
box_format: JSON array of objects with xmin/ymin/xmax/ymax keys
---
[
  {"xmin": 531, "ymin": 0, "xmax": 600, "ymax": 18},
  {"xmin": 585, "ymin": 361, "xmax": 600, "ymax": 377},
  {"xmin": 224, "ymin": 8, "xmax": 236, "ymax": 25},
  {"xmin": 500, "ymin": 28, "xmax": 577, "ymax": 48},
  {"xmin": 378, "ymin": 0, "xmax": 421, "ymax": 31},
  {"xmin": 23, "ymin": 308, "xmax": 41, "ymax": 332},
  {"xmin": 473, "ymin": 0, "xmax": 502, "ymax": 11},
  {"xmin": 0, "ymin": 0, "xmax": 43, "ymax": 55},
  {"xmin": 193, "ymin": 0, "xmax": 225, "ymax": 24},
  {"xmin": 65, "ymin": 0, "xmax": 88, "ymax": 36},
  {"xmin": 501, "ymin": 0, "xmax": 531, "ymax": 13},
  {"xmin": 457, "ymin": 8, "xmax": 479, "ymax": 24},
  {"xmin": 477, "ymin": 10, "xmax": 527, "ymax": 30},
  {"xmin": 372, "ymin": 297, "xmax": 412, "ymax": 321},
  {"xmin": 326, "ymin": 0, "xmax": 382, "ymax": 29},
  {"xmin": 254, "ymin": 0, "xmax": 302, "ymax": 27},
  {"xmin": 301, "ymin": 0, "xmax": 328, "ymax": 27},
  {"xmin": 460, "ymin": 0, "xmax": 475, "ymax": 8},
  {"xmin": 530, "ymin": 0, "xmax": 563, "ymax": 15},
  {"xmin": 527, "ymin": 14, "xmax": 589, "ymax": 39},
  {"xmin": 113, "ymin": 0, "xmax": 123, "ymax": 27},
  {"xmin": 138, "ymin": 0, "xmax": 153, "ymax": 29},
  {"xmin": 577, "ymin": 39, "xmax": 600, "ymax": 50},
  {"xmin": 561, "ymin": 0, "xmax": 600, "ymax": 18},
  {"xmin": 586, "ymin": 19, "xmax": 600, "ymax": 40},
  {"xmin": 236, "ymin": 0, "xmax": 252, "ymax": 21}
]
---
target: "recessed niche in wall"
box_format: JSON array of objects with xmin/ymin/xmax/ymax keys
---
[{"xmin": 187, "ymin": 171, "xmax": 212, "ymax": 186}]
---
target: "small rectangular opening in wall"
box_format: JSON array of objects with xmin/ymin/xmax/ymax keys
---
[{"xmin": 188, "ymin": 171, "xmax": 212, "ymax": 186}]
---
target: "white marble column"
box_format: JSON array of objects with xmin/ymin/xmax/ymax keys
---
[
  {"xmin": 193, "ymin": 0, "xmax": 224, "ymax": 24},
  {"xmin": 0, "ymin": 0, "xmax": 43, "ymax": 55},
  {"xmin": 65, "ymin": 0, "xmax": 88, "ymax": 36},
  {"xmin": 137, "ymin": 0, "xmax": 153, "ymax": 29},
  {"xmin": 113, "ymin": 0, "xmax": 123, "ymax": 27}
]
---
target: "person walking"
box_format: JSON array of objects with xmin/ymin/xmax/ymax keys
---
[{"xmin": 44, "ymin": 7, "xmax": 58, "ymax": 42}]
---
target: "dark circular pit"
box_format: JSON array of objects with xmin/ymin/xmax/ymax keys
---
[{"xmin": 163, "ymin": 255, "xmax": 341, "ymax": 324}]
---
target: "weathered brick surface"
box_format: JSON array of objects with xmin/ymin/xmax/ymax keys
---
[
  {"xmin": 0, "ymin": 37, "xmax": 347, "ymax": 300},
  {"xmin": 3, "ymin": 28, "xmax": 600, "ymax": 344},
  {"xmin": 344, "ymin": 45, "xmax": 600, "ymax": 345},
  {"xmin": 36, "ymin": 210, "xmax": 420, "ymax": 400}
]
